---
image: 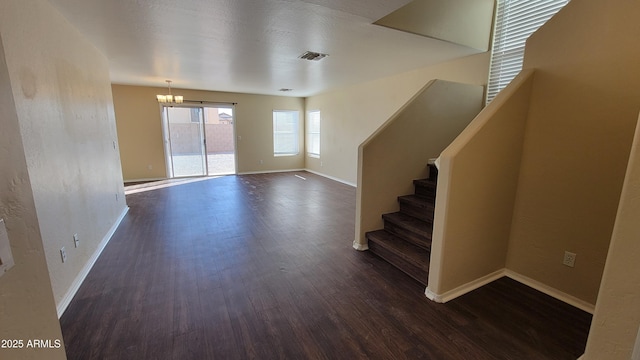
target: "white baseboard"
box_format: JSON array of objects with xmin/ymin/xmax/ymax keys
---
[
  {"xmin": 304, "ymin": 169, "xmax": 357, "ymax": 187},
  {"xmin": 57, "ymin": 206, "xmax": 129, "ymax": 318},
  {"xmin": 504, "ymin": 270, "xmax": 595, "ymax": 314},
  {"xmin": 353, "ymin": 240, "xmax": 369, "ymax": 251},
  {"xmin": 237, "ymin": 169, "xmax": 305, "ymax": 176},
  {"xmin": 425, "ymin": 269, "xmax": 504, "ymax": 303},
  {"xmin": 124, "ymin": 177, "xmax": 165, "ymax": 183},
  {"xmin": 423, "ymin": 269, "xmax": 595, "ymax": 314},
  {"xmin": 424, "ymin": 288, "xmax": 441, "ymax": 302}
]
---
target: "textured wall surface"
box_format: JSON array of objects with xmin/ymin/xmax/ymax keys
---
[
  {"xmin": 506, "ymin": 0, "xmax": 640, "ymax": 305},
  {"xmin": 0, "ymin": 19, "xmax": 66, "ymax": 360},
  {"xmin": 305, "ymin": 52, "xmax": 490, "ymax": 185},
  {"xmin": 356, "ymin": 80, "xmax": 483, "ymax": 248},
  {"xmin": 0, "ymin": 0, "xmax": 128, "ymax": 311},
  {"xmin": 584, "ymin": 113, "xmax": 640, "ymax": 359},
  {"xmin": 429, "ymin": 71, "xmax": 533, "ymax": 298}
]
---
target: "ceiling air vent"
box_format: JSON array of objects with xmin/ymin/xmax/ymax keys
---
[{"xmin": 298, "ymin": 51, "xmax": 328, "ymax": 61}]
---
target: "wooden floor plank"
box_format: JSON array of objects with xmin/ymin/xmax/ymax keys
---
[{"xmin": 60, "ymin": 171, "xmax": 591, "ymax": 359}]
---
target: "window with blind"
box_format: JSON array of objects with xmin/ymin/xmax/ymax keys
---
[
  {"xmin": 273, "ymin": 110, "xmax": 299, "ymax": 156},
  {"xmin": 307, "ymin": 110, "xmax": 320, "ymax": 158},
  {"xmin": 486, "ymin": 0, "xmax": 569, "ymax": 104}
]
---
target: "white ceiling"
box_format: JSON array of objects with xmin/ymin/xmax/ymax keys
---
[{"xmin": 48, "ymin": 0, "xmax": 483, "ymax": 97}]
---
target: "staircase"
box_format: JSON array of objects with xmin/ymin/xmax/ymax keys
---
[{"xmin": 366, "ymin": 163, "xmax": 437, "ymax": 286}]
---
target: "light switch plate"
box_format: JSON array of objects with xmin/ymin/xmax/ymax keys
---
[{"xmin": 0, "ymin": 219, "xmax": 16, "ymax": 277}]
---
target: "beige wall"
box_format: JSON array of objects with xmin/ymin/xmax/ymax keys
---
[
  {"xmin": 375, "ymin": 0, "xmax": 495, "ymax": 51},
  {"xmin": 113, "ymin": 85, "xmax": 305, "ymax": 181},
  {"xmin": 583, "ymin": 113, "xmax": 640, "ymax": 359},
  {"xmin": 0, "ymin": 28, "xmax": 66, "ymax": 360},
  {"xmin": 428, "ymin": 70, "xmax": 534, "ymax": 299},
  {"xmin": 0, "ymin": 0, "xmax": 128, "ymax": 317},
  {"xmin": 428, "ymin": 0, "xmax": 640, "ymax": 309},
  {"xmin": 355, "ymin": 80, "xmax": 483, "ymax": 249},
  {"xmin": 304, "ymin": 52, "xmax": 490, "ymax": 185},
  {"xmin": 506, "ymin": 0, "xmax": 640, "ymax": 305}
]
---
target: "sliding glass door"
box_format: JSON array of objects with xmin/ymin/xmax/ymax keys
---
[
  {"xmin": 162, "ymin": 105, "xmax": 236, "ymax": 178},
  {"xmin": 163, "ymin": 106, "xmax": 207, "ymax": 178}
]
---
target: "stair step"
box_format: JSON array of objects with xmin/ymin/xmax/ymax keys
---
[
  {"xmin": 366, "ymin": 230, "xmax": 430, "ymax": 286},
  {"xmin": 413, "ymin": 179, "xmax": 437, "ymax": 199},
  {"xmin": 382, "ymin": 212, "xmax": 432, "ymax": 250},
  {"xmin": 398, "ymin": 195, "xmax": 435, "ymax": 223}
]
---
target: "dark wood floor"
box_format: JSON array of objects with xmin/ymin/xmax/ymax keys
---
[{"xmin": 60, "ymin": 171, "xmax": 592, "ymax": 359}]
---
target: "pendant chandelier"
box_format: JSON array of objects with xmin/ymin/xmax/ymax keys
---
[{"xmin": 156, "ymin": 80, "xmax": 183, "ymax": 104}]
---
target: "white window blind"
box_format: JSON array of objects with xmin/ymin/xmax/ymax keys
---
[
  {"xmin": 307, "ymin": 110, "xmax": 320, "ymax": 157},
  {"xmin": 486, "ymin": 0, "xmax": 569, "ymax": 104},
  {"xmin": 273, "ymin": 110, "xmax": 299, "ymax": 156}
]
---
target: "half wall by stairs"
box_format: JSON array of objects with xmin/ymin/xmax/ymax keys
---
[{"xmin": 354, "ymin": 79, "xmax": 484, "ymax": 256}]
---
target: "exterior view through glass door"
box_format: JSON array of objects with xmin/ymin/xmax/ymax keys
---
[
  {"xmin": 162, "ymin": 105, "xmax": 236, "ymax": 178},
  {"xmin": 202, "ymin": 106, "xmax": 236, "ymax": 175}
]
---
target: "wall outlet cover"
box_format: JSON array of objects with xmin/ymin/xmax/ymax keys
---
[{"xmin": 563, "ymin": 251, "xmax": 576, "ymax": 267}]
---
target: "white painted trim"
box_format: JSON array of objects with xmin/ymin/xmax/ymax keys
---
[
  {"xmin": 57, "ymin": 207, "xmax": 129, "ymax": 318},
  {"xmin": 424, "ymin": 268, "xmax": 596, "ymax": 314},
  {"xmin": 124, "ymin": 177, "xmax": 165, "ymax": 183},
  {"xmin": 424, "ymin": 288, "xmax": 442, "ymax": 302},
  {"xmin": 304, "ymin": 169, "xmax": 357, "ymax": 187},
  {"xmin": 424, "ymin": 269, "xmax": 505, "ymax": 303},
  {"xmin": 237, "ymin": 169, "xmax": 304, "ymax": 175},
  {"xmin": 504, "ymin": 270, "xmax": 595, "ymax": 314},
  {"xmin": 353, "ymin": 240, "xmax": 369, "ymax": 251}
]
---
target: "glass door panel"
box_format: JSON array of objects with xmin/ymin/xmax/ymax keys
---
[
  {"xmin": 164, "ymin": 106, "xmax": 207, "ymax": 178},
  {"xmin": 203, "ymin": 106, "xmax": 236, "ymax": 175}
]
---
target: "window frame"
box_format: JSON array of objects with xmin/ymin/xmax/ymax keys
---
[
  {"xmin": 486, "ymin": 0, "xmax": 569, "ymax": 104},
  {"xmin": 306, "ymin": 110, "xmax": 321, "ymax": 158},
  {"xmin": 272, "ymin": 109, "xmax": 300, "ymax": 157}
]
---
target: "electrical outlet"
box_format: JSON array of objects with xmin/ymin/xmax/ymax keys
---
[
  {"xmin": 60, "ymin": 247, "xmax": 67, "ymax": 263},
  {"xmin": 73, "ymin": 233, "xmax": 80, "ymax": 248},
  {"xmin": 563, "ymin": 251, "xmax": 576, "ymax": 267}
]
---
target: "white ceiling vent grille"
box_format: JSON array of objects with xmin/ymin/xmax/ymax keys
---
[{"xmin": 298, "ymin": 51, "xmax": 328, "ymax": 61}]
